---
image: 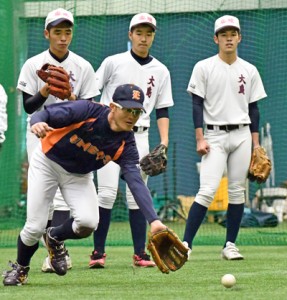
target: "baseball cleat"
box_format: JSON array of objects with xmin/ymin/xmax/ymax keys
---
[
  {"xmin": 182, "ymin": 241, "xmax": 192, "ymax": 260},
  {"xmin": 133, "ymin": 252, "xmax": 156, "ymax": 267},
  {"xmin": 221, "ymin": 241, "xmax": 244, "ymax": 260},
  {"xmin": 2, "ymin": 261, "xmax": 30, "ymax": 286},
  {"xmin": 42, "ymin": 252, "xmax": 72, "ymax": 273},
  {"xmin": 89, "ymin": 251, "xmax": 106, "ymax": 268},
  {"xmin": 65, "ymin": 252, "xmax": 72, "ymax": 270},
  {"xmin": 41, "ymin": 256, "xmax": 53, "ymax": 273},
  {"xmin": 45, "ymin": 227, "xmax": 67, "ymax": 275}
]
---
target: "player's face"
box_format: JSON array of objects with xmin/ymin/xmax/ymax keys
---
[
  {"xmin": 45, "ymin": 23, "xmax": 73, "ymax": 58},
  {"xmin": 129, "ymin": 25, "xmax": 155, "ymax": 58},
  {"xmin": 109, "ymin": 103, "xmax": 142, "ymax": 132},
  {"xmin": 214, "ymin": 28, "xmax": 241, "ymax": 55}
]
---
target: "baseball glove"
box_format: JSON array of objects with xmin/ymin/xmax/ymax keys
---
[
  {"xmin": 36, "ymin": 63, "xmax": 71, "ymax": 100},
  {"xmin": 147, "ymin": 227, "xmax": 188, "ymax": 274},
  {"xmin": 140, "ymin": 144, "xmax": 167, "ymax": 176},
  {"xmin": 248, "ymin": 146, "xmax": 271, "ymax": 184}
]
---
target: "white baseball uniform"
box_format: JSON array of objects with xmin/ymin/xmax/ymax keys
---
[
  {"xmin": 96, "ymin": 50, "xmax": 174, "ymax": 209},
  {"xmin": 17, "ymin": 49, "xmax": 98, "ymax": 212},
  {"xmin": 0, "ymin": 84, "xmax": 8, "ymax": 144},
  {"xmin": 187, "ymin": 54, "xmax": 267, "ymax": 206}
]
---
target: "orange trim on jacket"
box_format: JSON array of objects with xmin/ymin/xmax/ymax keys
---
[{"xmin": 41, "ymin": 118, "xmax": 96, "ymax": 153}]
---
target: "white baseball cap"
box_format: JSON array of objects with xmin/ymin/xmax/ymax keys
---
[
  {"xmin": 214, "ymin": 15, "xmax": 240, "ymax": 34},
  {"xmin": 45, "ymin": 8, "xmax": 74, "ymax": 29},
  {"xmin": 129, "ymin": 13, "xmax": 157, "ymax": 31}
]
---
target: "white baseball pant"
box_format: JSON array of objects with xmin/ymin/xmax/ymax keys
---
[
  {"xmin": 195, "ymin": 125, "xmax": 252, "ymax": 207},
  {"xmin": 20, "ymin": 144, "xmax": 99, "ymax": 246},
  {"xmin": 26, "ymin": 130, "xmax": 70, "ymax": 219}
]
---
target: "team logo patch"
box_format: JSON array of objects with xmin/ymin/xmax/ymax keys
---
[
  {"xmin": 132, "ymin": 90, "xmax": 141, "ymax": 101},
  {"xmin": 19, "ymin": 81, "xmax": 27, "ymax": 87}
]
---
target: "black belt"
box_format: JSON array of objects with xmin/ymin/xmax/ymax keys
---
[
  {"xmin": 207, "ymin": 124, "xmax": 248, "ymax": 131},
  {"xmin": 133, "ymin": 126, "xmax": 148, "ymax": 132}
]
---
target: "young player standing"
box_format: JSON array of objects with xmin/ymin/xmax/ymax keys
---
[
  {"xmin": 0, "ymin": 84, "xmax": 8, "ymax": 147},
  {"xmin": 89, "ymin": 13, "xmax": 174, "ymax": 268},
  {"xmin": 3, "ymin": 84, "xmax": 168, "ymax": 286},
  {"xmin": 183, "ymin": 15, "xmax": 267, "ymax": 260},
  {"xmin": 17, "ymin": 8, "xmax": 98, "ymax": 272}
]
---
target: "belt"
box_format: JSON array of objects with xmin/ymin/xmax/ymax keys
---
[
  {"xmin": 133, "ymin": 126, "xmax": 148, "ymax": 133},
  {"xmin": 207, "ymin": 124, "xmax": 248, "ymax": 132}
]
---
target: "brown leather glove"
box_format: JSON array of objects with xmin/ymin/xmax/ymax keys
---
[
  {"xmin": 37, "ymin": 63, "xmax": 72, "ymax": 100},
  {"xmin": 147, "ymin": 228, "xmax": 188, "ymax": 274},
  {"xmin": 248, "ymin": 146, "xmax": 272, "ymax": 184}
]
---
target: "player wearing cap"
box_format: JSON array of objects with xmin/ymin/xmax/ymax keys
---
[
  {"xmin": 17, "ymin": 8, "xmax": 98, "ymax": 272},
  {"xmin": 2, "ymin": 84, "xmax": 168, "ymax": 286},
  {"xmin": 88, "ymin": 13, "xmax": 174, "ymax": 268},
  {"xmin": 183, "ymin": 15, "xmax": 267, "ymax": 260},
  {"xmin": 0, "ymin": 84, "xmax": 8, "ymax": 147}
]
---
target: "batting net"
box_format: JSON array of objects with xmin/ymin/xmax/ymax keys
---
[{"xmin": 1, "ymin": 0, "xmax": 287, "ymax": 247}]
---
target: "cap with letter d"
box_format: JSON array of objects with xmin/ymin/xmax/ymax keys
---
[
  {"xmin": 45, "ymin": 8, "xmax": 74, "ymax": 29},
  {"xmin": 112, "ymin": 84, "xmax": 146, "ymax": 112},
  {"xmin": 214, "ymin": 15, "xmax": 240, "ymax": 34},
  {"xmin": 129, "ymin": 13, "xmax": 157, "ymax": 31}
]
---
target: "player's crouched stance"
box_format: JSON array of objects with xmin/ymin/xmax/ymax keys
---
[{"xmin": 2, "ymin": 84, "xmax": 186, "ymax": 286}]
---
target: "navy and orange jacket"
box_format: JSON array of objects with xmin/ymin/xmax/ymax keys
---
[{"xmin": 30, "ymin": 100, "xmax": 158, "ymax": 223}]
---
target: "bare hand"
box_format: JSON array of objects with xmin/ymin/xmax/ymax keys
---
[
  {"xmin": 196, "ymin": 138, "xmax": 210, "ymax": 156},
  {"xmin": 40, "ymin": 83, "xmax": 50, "ymax": 98},
  {"xmin": 150, "ymin": 219, "xmax": 167, "ymax": 234},
  {"xmin": 68, "ymin": 93, "xmax": 77, "ymax": 101},
  {"xmin": 31, "ymin": 122, "xmax": 54, "ymax": 138}
]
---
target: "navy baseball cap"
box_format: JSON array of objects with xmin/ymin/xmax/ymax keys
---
[{"xmin": 112, "ymin": 84, "xmax": 146, "ymax": 112}]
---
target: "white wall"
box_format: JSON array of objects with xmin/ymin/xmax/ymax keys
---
[{"xmin": 23, "ymin": 0, "xmax": 287, "ymax": 17}]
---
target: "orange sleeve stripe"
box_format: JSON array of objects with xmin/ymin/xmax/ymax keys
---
[
  {"xmin": 41, "ymin": 118, "xmax": 96, "ymax": 153},
  {"xmin": 113, "ymin": 140, "xmax": 125, "ymax": 161}
]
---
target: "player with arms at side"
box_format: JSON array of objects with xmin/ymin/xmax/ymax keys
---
[
  {"xmin": 89, "ymin": 13, "xmax": 174, "ymax": 268},
  {"xmin": 17, "ymin": 8, "xmax": 98, "ymax": 272},
  {"xmin": 3, "ymin": 84, "xmax": 172, "ymax": 286},
  {"xmin": 183, "ymin": 15, "xmax": 267, "ymax": 260},
  {"xmin": 0, "ymin": 84, "xmax": 8, "ymax": 148}
]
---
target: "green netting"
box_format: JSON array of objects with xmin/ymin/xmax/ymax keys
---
[{"xmin": 1, "ymin": 0, "xmax": 287, "ymax": 247}]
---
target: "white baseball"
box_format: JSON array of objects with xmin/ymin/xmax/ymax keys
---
[{"xmin": 221, "ymin": 274, "xmax": 236, "ymax": 288}]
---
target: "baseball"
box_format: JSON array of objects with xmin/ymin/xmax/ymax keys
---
[{"xmin": 221, "ymin": 274, "xmax": 236, "ymax": 288}]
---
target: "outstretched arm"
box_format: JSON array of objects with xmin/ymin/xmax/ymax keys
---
[{"xmin": 123, "ymin": 170, "xmax": 166, "ymax": 233}]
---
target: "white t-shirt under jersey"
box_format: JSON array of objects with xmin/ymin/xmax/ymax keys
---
[
  {"xmin": 187, "ymin": 54, "xmax": 267, "ymax": 125},
  {"xmin": 95, "ymin": 51, "xmax": 174, "ymax": 128}
]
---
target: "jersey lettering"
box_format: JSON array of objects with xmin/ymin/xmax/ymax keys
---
[
  {"xmin": 238, "ymin": 74, "xmax": 246, "ymax": 95},
  {"xmin": 146, "ymin": 75, "xmax": 155, "ymax": 98},
  {"xmin": 70, "ymin": 134, "xmax": 112, "ymax": 164}
]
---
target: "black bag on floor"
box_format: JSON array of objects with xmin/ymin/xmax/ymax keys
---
[{"xmin": 218, "ymin": 209, "xmax": 278, "ymax": 228}]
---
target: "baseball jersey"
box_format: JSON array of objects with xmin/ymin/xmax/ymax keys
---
[
  {"xmin": 0, "ymin": 84, "xmax": 8, "ymax": 133},
  {"xmin": 30, "ymin": 100, "xmax": 139, "ymax": 174},
  {"xmin": 95, "ymin": 51, "xmax": 174, "ymax": 127},
  {"xmin": 30, "ymin": 100, "xmax": 159, "ymax": 223},
  {"xmin": 187, "ymin": 54, "xmax": 267, "ymax": 125},
  {"xmin": 17, "ymin": 49, "xmax": 98, "ymax": 128}
]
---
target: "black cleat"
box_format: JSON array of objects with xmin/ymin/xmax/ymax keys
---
[
  {"xmin": 3, "ymin": 261, "xmax": 30, "ymax": 286},
  {"xmin": 45, "ymin": 227, "xmax": 67, "ymax": 276}
]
